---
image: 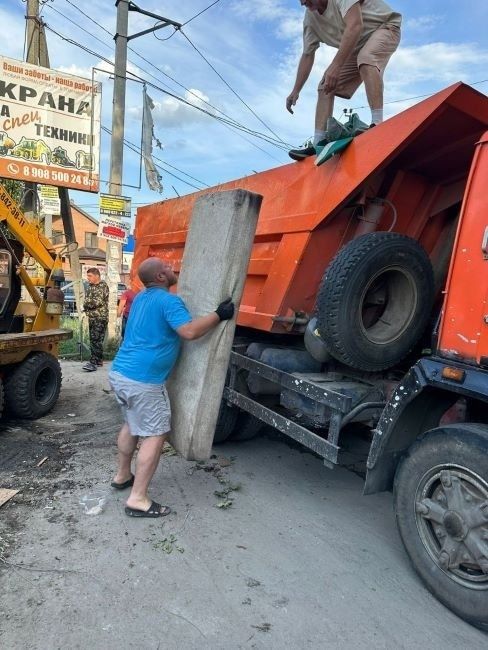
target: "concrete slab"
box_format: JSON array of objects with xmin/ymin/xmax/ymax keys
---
[{"xmin": 167, "ymin": 189, "xmax": 262, "ymax": 460}]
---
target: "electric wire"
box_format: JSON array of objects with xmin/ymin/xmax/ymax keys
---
[
  {"xmin": 59, "ymin": 0, "xmax": 287, "ymax": 156},
  {"xmin": 351, "ymin": 80, "xmax": 488, "ymax": 111},
  {"xmin": 180, "ymin": 29, "xmax": 291, "ymax": 147},
  {"xmin": 101, "ymin": 125, "xmax": 205, "ymax": 191},
  {"xmin": 43, "ymin": 22, "xmax": 290, "ymax": 151},
  {"xmin": 182, "ymin": 0, "xmax": 222, "ymax": 27}
]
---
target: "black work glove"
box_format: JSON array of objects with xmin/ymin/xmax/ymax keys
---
[{"xmin": 215, "ymin": 297, "xmax": 235, "ymax": 321}]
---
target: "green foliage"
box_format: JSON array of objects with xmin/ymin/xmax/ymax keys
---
[
  {"xmin": 58, "ymin": 317, "xmax": 120, "ymax": 360},
  {"xmin": 0, "ymin": 179, "xmax": 23, "ymax": 203}
]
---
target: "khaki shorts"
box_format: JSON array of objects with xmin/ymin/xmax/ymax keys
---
[
  {"xmin": 109, "ymin": 370, "xmax": 171, "ymax": 437},
  {"xmin": 319, "ymin": 24, "xmax": 401, "ymax": 99}
]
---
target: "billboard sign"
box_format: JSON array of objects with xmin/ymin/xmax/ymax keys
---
[
  {"xmin": 0, "ymin": 56, "xmax": 101, "ymax": 192},
  {"xmin": 97, "ymin": 216, "xmax": 130, "ymax": 244},
  {"xmin": 99, "ymin": 193, "xmax": 132, "ymax": 219}
]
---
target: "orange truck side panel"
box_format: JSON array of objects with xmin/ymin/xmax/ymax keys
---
[
  {"xmin": 438, "ymin": 131, "xmax": 488, "ymax": 364},
  {"xmin": 134, "ymin": 83, "xmax": 488, "ymax": 333}
]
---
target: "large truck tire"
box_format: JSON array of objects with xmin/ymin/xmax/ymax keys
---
[
  {"xmin": 214, "ymin": 401, "xmax": 240, "ymax": 443},
  {"xmin": 394, "ymin": 424, "xmax": 488, "ymax": 631},
  {"xmin": 0, "ymin": 378, "xmax": 4, "ymax": 419},
  {"xmin": 230, "ymin": 413, "xmax": 264, "ymax": 442},
  {"xmin": 5, "ymin": 352, "xmax": 62, "ymax": 419},
  {"xmin": 316, "ymin": 233, "xmax": 434, "ymax": 371}
]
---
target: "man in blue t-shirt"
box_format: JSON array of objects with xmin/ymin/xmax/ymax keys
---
[{"xmin": 109, "ymin": 257, "xmax": 234, "ymax": 518}]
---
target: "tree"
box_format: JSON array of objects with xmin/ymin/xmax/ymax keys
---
[{"xmin": 1, "ymin": 178, "xmax": 24, "ymax": 203}]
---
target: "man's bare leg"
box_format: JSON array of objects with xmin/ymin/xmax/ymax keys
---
[
  {"xmin": 126, "ymin": 433, "xmax": 168, "ymax": 511},
  {"xmin": 315, "ymin": 90, "xmax": 335, "ymax": 131},
  {"xmin": 113, "ymin": 422, "xmax": 138, "ymax": 484},
  {"xmin": 359, "ymin": 64, "xmax": 384, "ymax": 122}
]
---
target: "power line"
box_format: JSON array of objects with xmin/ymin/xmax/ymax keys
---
[
  {"xmin": 59, "ymin": 0, "xmax": 287, "ymax": 154},
  {"xmin": 182, "ymin": 0, "xmax": 222, "ymax": 27},
  {"xmin": 180, "ymin": 29, "xmax": 291, "ymax": 148},
  {"xmin": 43, "ymin": 21, "xmax": 290, "ymax": 151},
  {"xmin": 351, "ymin": 79, "xmax": 488, "ymax": 111},
  {"xmin": 153, "ymin": 0, "xmax": 223, "ymax": 41},
  {"xmin": 101, "ymin": 125, "xmax": 205, "ymax": 191}
]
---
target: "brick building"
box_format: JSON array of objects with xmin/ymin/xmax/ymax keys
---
[{"xmin": 52, "ymin": 203, "xmax": 107, "ymax": 280}]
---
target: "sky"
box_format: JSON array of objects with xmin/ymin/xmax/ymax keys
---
[{"xmin": 1, "ymin": 0, "xmax": 488, "ymax": 221}]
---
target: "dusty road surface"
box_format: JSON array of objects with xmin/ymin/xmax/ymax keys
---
[{"xmin": 0, "ymin": 362, "xmax": 486, "ymax": 649}]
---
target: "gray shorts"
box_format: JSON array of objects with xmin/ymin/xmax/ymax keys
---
[{"xmin": 109, "ymin": 370, "xmax": 171, "ymax": 437}]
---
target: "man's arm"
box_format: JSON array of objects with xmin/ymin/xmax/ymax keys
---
[
  {"xmin": 177, "ymin": 313, "xmax": 220, "ymax": 340},
  {"xmin": 286, "ymin": 52, "xmax": 315, "ymax": 114},
  {"xmin": 117, "ymin": 298, "xmax": 127, "ymax": 318},
  {"xmin": 176, "ymin": 298, "xmax": 235, "ymax": 341},
  {"xmin": 321, "ymin": 3, "xmax": 363, "ymax": 94}
]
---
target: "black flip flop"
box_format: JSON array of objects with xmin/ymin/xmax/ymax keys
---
[
  {"xmin": 125, "ymin": 501, "xmax": 171, "ymax": 518},
  {"xmin": 111, "ymin": 474, "xmax": 135, "ymax": 490}
]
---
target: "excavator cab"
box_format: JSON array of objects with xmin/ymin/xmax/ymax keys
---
[{"xmin": 0, "ymin": 240, "xmax": 23, "ymax": 334}]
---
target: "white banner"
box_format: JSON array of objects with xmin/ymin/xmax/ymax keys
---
[
  {"xmin": 0, "ymin": 56, "xmax": 101, "ymax": 192},
  {"xmin": 39, "ymin": 184, "xmax": 60, "ymax": 215},
  {"xmin": 97, "ymin": 216, "xmax": 130, "ymax": 244}
]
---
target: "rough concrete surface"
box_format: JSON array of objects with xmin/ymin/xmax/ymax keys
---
[
  {"xmin": 0, "ymin": 362, "xmax": 486, "ymax": 649},
  {"xmin": 168, "ymin": 189, "xmax": 261, "ymax": 460}
]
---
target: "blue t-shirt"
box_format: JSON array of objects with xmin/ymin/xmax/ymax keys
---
[{"xmin": 112, "ymin": 287, "xmax": 191, "ymax": 384}]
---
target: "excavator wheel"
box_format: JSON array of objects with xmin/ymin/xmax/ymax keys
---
[
  {"xmin": 4, "ymin": 352, "xmax": 62, "ymax": 419},
  {"xmin": 316, "ymin": 232, "xmax": 434, "ymax": 371}
]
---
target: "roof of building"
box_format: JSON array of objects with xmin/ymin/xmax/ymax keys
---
[
  {"xmin": 77, "ymin": 247, "xmax": 106, "ymax": 261},
  {"xmin": 70, "ymin": 201, "xmax": 99, "ymax": 227}
]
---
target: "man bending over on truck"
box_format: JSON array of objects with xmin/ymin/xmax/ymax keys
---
[
  {"xmin": 109, "ymin": 257, "xmax": 235, "ymax": 518},
  {"xmin": 286, "ymin": 0, "xmax": 402, "ymax": 160},
  {"xmin": 83, "ymin": 268, "xmax": 109, "ymax": 372}
]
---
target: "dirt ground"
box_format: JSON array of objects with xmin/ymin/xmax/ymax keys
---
[{"xmin": 0, "ymin": 361, "xmax": 486, "ymax": 649}]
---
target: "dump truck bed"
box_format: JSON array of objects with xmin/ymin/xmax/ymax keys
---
[{"xmin": 134, "ymin": 83, "xmax": 488, "ymax": 333}]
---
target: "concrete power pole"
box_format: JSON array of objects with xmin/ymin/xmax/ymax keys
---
[
  {"xmin": 24, "ymin": 0, "xmax": 85, "ymax": 317},
  {"xmin": 106, "ymin": 0, "xmax": 129, "ymax": 338},
  {"xmin": 106, "ymin": 1, "xmax": 181, "ymax": 338}
]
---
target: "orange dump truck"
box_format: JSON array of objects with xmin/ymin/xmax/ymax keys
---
[{"xmin": 134, "ymin": 83, "xmax": 488, "ymax": 629}]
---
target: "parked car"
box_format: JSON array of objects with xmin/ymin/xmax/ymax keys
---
[
  {"xmin": 60, "ymin": 281, "xmax": 88, "ymax": 315},
  {"xmin": 117, "ymin": 283, "xmax": 127, "ymax": 304}
]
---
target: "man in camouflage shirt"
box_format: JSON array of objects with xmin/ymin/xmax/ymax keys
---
[{"xmin": 82, "ymin": 268, "xmax": 109, "ymax": 372}]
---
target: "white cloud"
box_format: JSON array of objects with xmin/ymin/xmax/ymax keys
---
[
  {"xmin": 128, "ymin": 88, "xmax": 213, "ymax": 130},
  {"xmin": 404, "ymin": 15, "xmax": 442, "ymax": 32},
  {"xmin": 388, "ymin": 42, "xmax": 488, "ymax": 86}
]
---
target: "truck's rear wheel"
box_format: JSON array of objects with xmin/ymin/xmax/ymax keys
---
[
  {"xmin": 214, "ymin": 401, "xmax": 240, "ymax": 443},
  {"xmin": 316, "ymin": 233, "xmax": 434, "ymax": 371},
  {"xmin": 5, "ymin": 352, "xmax": 62, "ymax": 419},
  {"xmin": 230, "ymin": 413, "xmax": 264, "ymax": 441},
  {"xmin": 394, "ymin": 424, "xmax": 488, "ymax": 630},
  {"xmin": 0, "ymin": 378, "xmax": 4, "ymax": 419}
]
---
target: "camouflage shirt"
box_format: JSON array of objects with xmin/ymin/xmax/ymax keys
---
[{"xmin": 83, "ymin": 280, "xmax": 109, "ymax": 321}]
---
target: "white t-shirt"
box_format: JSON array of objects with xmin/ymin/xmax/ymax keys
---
[{"xmin": 303, "ymin": 0, "xmax": 402, "ymax": 55}]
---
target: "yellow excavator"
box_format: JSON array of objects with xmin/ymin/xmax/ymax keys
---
[{"xmin": 0, "ymin": 182, "xmax": 72, "ymax": 419}]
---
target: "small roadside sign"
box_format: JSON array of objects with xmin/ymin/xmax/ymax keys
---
[
  {"xmin": 97, "ymin": 216, "xmax": 130, "ymax": 244},
  {"xmin": 99, "ymin": 193, "xmax": 132, "ymax": 219},
  {"xmin": 39, "ymin": 185, "xmax": 61, "ymax": 216}
]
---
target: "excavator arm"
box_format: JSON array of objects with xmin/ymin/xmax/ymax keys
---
[
  {"xmin": 0, "ymin": 183, "xmax": 60, "ymax": 273},
  {"xmin": 0, "ymin": 182, "xmax": 67, "ymax": 334}
]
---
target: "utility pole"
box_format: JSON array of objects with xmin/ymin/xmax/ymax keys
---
[
  {"xmin": 23, "ymin": 0, "xmax": 84, "ymax": 315},
  {"xmin": 106, "ymin": 0, "xmax": 129, "ymax": 338},
  {"xmin": 23, "ymin": 0, "xmax": 40, "ymax": 217},
  {"xmin": 106, "ymin": 0, "xmax": 181, "ymax": 338}
]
